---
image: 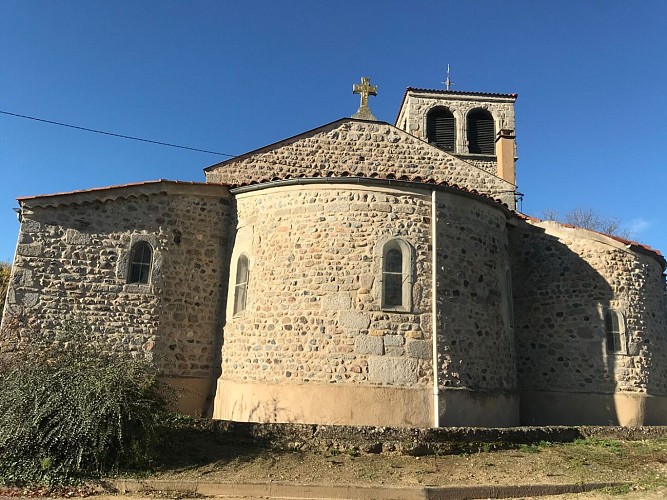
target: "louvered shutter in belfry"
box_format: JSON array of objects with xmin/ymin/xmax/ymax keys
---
[
  {"xmin": 468, "ymin": 110, "xmax": 495, "ymax": 154},
  {"xmin": 426, "ymin": 108, "xmax": 456, "ymax": 152}
]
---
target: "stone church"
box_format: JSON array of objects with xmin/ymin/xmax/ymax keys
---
[{"xmin": 2, "ymin": 79, "xmax": 666, "ymax": 427}]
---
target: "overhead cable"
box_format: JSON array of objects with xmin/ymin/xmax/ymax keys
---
[{"xmin": 0, "ymin": 109, "xmax": 236, "ymax": 157}]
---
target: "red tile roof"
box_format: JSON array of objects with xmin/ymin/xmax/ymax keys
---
[
  {"xmin": 406, "ymin": 87, "xmax": 518, "ymax": 99},
  {"xmin": 16, "ymin": 179, "xmax": 213, "ymax": 202},
  {"xmin": 17, "ymin": 179, "xmax": 228, "ymax": 208},
  {"xmin": 226, "ymin": 171, "xmax": 513, "ymax": 210},
  {"xmin": 517, "ymin": 213, "xmax": 666, "ymax": 268}
]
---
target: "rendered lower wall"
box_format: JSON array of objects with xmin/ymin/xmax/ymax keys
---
[
  {"xmin": 439, "ymin": 389, "xmax": 519, "ymax": 427},
  {"xmin": 214, "ymin": 379, "xmax": 432, "ymax": 427},
  {"xmin": 520, "ymin": 390, "xmax": 667, "ymax": 426}
]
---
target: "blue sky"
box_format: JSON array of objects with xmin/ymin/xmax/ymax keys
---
[{"xmin": 1, "ymin": 1, "xmax": 666, "ymax": 263}]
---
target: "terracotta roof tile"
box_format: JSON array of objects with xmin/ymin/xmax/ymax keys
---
[
  {"xmin": 16, "ymin": 179, "xmax": 215, "ymax": 202},
  {"xmin": 406, "ymin": 87, "xmax": 518, "ymax": 99},
  {"xmin": 516, "ymin": 213, "xmax": 665, "ymax": 267},
  {"xmin": 228, "ymin": 172, "xmax": 511, "ymax": 209}
]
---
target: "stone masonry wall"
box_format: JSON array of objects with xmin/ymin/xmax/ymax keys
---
[
  {"xmin": 396, "ymin": 92, "xmax": 515, "ymax": 152},
  {"xmin": 221, "ymin": 183, "xmax": 434, "ymax": 388},
  {"xmin": 205, "ymin": 120, "xmax": 516, "ymax": 208},
  {"xmin": 510, "ymin": 220, "xmax": 667, "ymax": 396},
  {"xmin": 1, "ymin": 184, "xmax": 232, "ymax": 380},
  {"xmin": 434, "ymin": 192, "xmax": 516, "ymax": 393}
]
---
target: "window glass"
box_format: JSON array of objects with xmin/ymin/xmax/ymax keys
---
[
  {"xmin": 384, "ymin": 248, "xmax": 403, "ymax": 307},
  {"xmin": 605, "ymin": 309, "xmax": 625, "ymax": 354},
  {"xmin": 234, "ymin": 254, "xmax": 249, "ymax": 315},
  {"xmin": 128, "ymin": 242, "xmax": 152, "ymax": 284},
  {"xmin": 382, "ymin": 241, "xmax": 413, "ymax": 311}
]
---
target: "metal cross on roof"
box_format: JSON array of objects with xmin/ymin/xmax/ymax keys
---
[
  {"xmin": 442, "ymin": 64, "xmax": 454, "ymax": 91},
  {"xmin": 352, "ymin": 77, "xmax": 378, "ymax": 120}
]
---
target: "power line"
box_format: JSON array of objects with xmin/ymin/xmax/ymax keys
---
[{"xmin": 0, "ymin": 109, "xmax": 236, "ymax": 157}]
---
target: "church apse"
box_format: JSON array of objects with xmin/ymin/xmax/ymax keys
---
[
  {"xmin": 510, "ymin": 220, "xmax": 667, "ymax": 425},
  {"xmin": 214, "ymin": 183, "xmax": 435, "ymax": 427},
  {"xmin": 1, "ymin": 181, "xmax": 233, "ymax": 417}
]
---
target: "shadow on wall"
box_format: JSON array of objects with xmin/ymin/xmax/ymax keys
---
[
  {"xmin": 642, "ymin": 268, "xmax": 667, "ymax": 424},
  {"xmin": 510, "ymin": 221, "xmax": 621, "ymax": 425}
]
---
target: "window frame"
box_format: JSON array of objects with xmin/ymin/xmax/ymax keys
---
[
  {"xmin": 380, "ymin": 239, "xmax": 413, "ymax": 312},
  {"xmin": 426, "ymin": 106, "xmax": 457, "ymax": 152},
  {"xmin": 127, "ymin": 241, "xmax": 153, "ymax": 285},
  {"xmin": 233, "ymin": 253, "xmax": 250, "ymax": 316},
  {"xmin": 605, "ymin": 309, "xmax": 627, "ymax": 355},
  {"xmin": 466, "ymin": 108, "xmax": 496, "ymax": 155}
]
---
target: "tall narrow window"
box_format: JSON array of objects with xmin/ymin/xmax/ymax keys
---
[
  {"xmin": 381, "ymin": 239, "xmax": 412, "ymax": 311},
  {"xmin": 234, "ymin": 254, "xmax": 249, "ymax": 315},
  {"xmin": 467, "ymin": 109, "xmax": 495, "ymax": 154},
  {"xmin": 426, "ymin": 107, "xmax": 456, "ymax": 152},
  {"xmin": 384, "ymin": 248, "xmax": 403, "ymax": 307},
  {"xmin": 605, "ymin": 309, "xmax": 626, "ymax": 354},
  {"xmin": 128, "ymin": 242, "xmax": 152, "ymax": 284}
]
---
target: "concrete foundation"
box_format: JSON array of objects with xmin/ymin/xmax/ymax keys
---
[
  {"xmin": 161, "ymin": 376, "xmax": 213, "ymax": 417},
  {"xmin": 520, "ymin": 390, "xmax": 667, "ymax": 426},
  {"xmin": 439, "ymin": 389, "xmax": 520, "ymax": 427},
  {"xmin": 213, "ymin": 378, "xmax": 433, "ymax": 428}
]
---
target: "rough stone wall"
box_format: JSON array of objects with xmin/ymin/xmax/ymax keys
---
[
  {"xmin": 510, "ymin": 220, "xmax": 667, "ymax": 396},
  {"xmin": 434, "ymin": 192, "xmax": 516, "ymax": 393},
  {"xmin": 395, "ymin": 92, "xmax": 515, "ymax": 152},
  {"xmin": 205, "ymin": 120, "xmax": 515, "ymax": 208},
  {"xmin": 1, "ymin": 184, "xmax": 232, "ymax": 380},
  {"xmin": 220, "ymin": 183, "xmax": 434, "ymax": 388},
  {"xmin": 463, "ymin": 158, "xmax": 497, "ymax": 176}
]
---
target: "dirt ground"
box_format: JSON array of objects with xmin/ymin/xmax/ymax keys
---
[
  {"xmin": 139, "ymin": 436, "xmax": 667, "ymax": 498},
  {"xmin": 2, "ymin": 437, "xmax": 666, "ymax": 499}
]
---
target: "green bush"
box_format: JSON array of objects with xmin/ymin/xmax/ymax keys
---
[
  {"xmin": 0, "ymin": 261, "xmax": 10, "ymax": 319},
  {"xmin": 0, "ymin": 320, "xmax": 168, "ymax": 485}
]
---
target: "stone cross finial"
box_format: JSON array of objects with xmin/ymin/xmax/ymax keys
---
[{"xmin": 352, "ymin": 77, "xmax": 378, "ymax": 120}]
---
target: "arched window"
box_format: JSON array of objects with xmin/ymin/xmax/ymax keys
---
[
  {"xmin": 426, "ymin": 107, "xmax": 456, "ymax": 152},
  {"xmin": 128, "ymin": 241, "xmax": 153, "ymax": 284},
  {"xmin": 233, "ymin": 254, "xmax": 249, "ymax": 315},
  {"xmin": 381, "ymin": 240, "xmax": 413, "ymax": 311},
  {"xmin": 467, "ymin": 109, "xmax": 495, "ymax": 154},
  {"xmin": 605, "ymin": 309, "xmax": 627, "ymax": 354}
]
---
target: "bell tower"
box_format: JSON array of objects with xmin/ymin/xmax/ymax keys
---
[{"xmin": 395, "ymin": 87, "xmax": 518, "ymax": 184}]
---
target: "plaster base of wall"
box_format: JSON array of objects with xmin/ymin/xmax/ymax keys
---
[
  {"xmin": 520, "ymin": 390, "xmax": 667, "ymax": 426},
  {"xmin": 160, "ymin": 375, "xmax": 212, "ymax": 417},
  {"xmin": 212, "ymin": 378, "xmax": 433, "ymax": 428},
  {"xmin": 438, "ymin": 389, "xmax": 520, "ymax": 427}
]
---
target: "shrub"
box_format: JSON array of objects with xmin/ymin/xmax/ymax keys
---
[
  {"xmin": 0, "ymin": 319, "xmax": 168, "ymax": 485},
  {"xmin": 0, "ymin": 261, "xmax": 10, "ymax": 319}
]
